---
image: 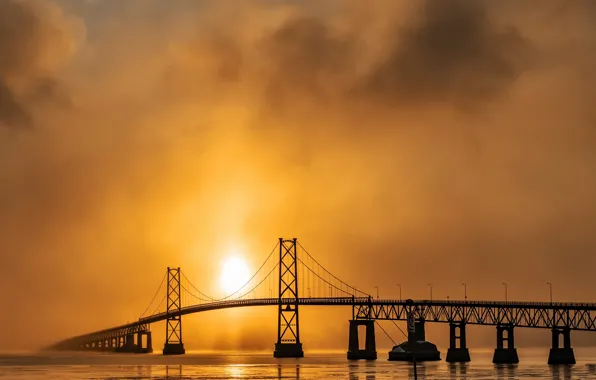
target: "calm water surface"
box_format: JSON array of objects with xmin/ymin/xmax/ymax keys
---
[{"xmin": 1, "ymin": 349, "xmax": 596, "ymax": 379}]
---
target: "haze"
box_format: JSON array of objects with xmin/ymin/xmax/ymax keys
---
[{"xmin": 1, "ymin": 0, "xmax": 596, "ymax": 351}]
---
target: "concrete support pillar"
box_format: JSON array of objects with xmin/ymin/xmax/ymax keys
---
[
  {"xmin": 548, "ymin": 327, "xmax": 575, "ymax": 365},
  {"xmin": 446, "ymin": 322, "xmax": 471, "ymax": 362},
  {"xmin": 137, "ymin": 332, "xmax": 143, "ymax": 353},
  {"xmin": 134, "ymin": 331, "xmax": 153, "ymax": 354},
  {"xmin": 163, "ymin": 343, "xmax": 186, "ymax": 355},
  {"xmin": 126, "ymin": 334, "xmax": 136, "ymax": 349},
  {"xmin": 347, "ymin": 320, "xmax": 377, "ymax": 360},
  {"xmin": 116, "ymin": 333, "xmax": 138, "ymax": 353},
  {"xmin": 493, "ymin": 324, "xmax": 519, "ymax": 364},
  {"xmin": 144, "ymin": 331, "xmax": 153, "ymax": 354},
  {"xmin": 146, "ymin": 332, "xmax": 153, "ymax": 353}
]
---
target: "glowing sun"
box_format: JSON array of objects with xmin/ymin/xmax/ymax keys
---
[{"xmin": 220, "ymin": 257, "xmax": 250, "ymax": 294}]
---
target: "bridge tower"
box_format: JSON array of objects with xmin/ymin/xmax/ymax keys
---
[
  {"xmin": 163, "ymin": 267, "xmax": 185, "ymax": 355},
  {"xmin": 273, "ymin": 238, "xmax": 304, "ymax": 357}
]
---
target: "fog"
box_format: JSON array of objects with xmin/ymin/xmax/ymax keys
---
[{"xmin": 1, "ymin": 0, "xmax": 596, "ymax": 351}]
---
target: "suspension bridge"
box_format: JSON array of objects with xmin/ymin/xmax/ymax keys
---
[{"xmin": 49, "ymin": 238, "xmax": 596, "ymax": 365}]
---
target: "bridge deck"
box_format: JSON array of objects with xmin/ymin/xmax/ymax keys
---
[{"xmin": 49, "ymin": 298, "xmax": 596, "ymax": 350}]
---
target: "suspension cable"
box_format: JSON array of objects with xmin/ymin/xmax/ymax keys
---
[
  {"xmin": 180, "ymin": 271, "xmax": 214, "ymax": 301},
  {"xmin": 143, "ymin": 240, "xmax": 369, "ymax": 314},
  {"xmin": 180, "ymin": 283, "xmax": 213, "ymax": 303},
  {"xmin": 375, "ymin": 321, "xmax": 397, "ymax": 346},
  {"xmin": 146, "ymin": 295, "xmax": 166, "ymax": 318},
  {"xmin": 213, "ymin": 242, "xmax": 279, "ymax": 301},
  {"xmin": 232, "ymin": 262, "xmax": 279, "ymax": 300},
  {"xmin": 391, "ymin": 319, "xmax": 409, "ymax": 339},
  {"xmin": 139, "ymin": 272, "xmax": 167, "ymax": 318},
  {"xmin": 298, "ymin": 257, "xmax": 355, "ymax": 297},
  {"xmin": 297, "ymin": 242, "xmax": 371, "ymax": 297}
]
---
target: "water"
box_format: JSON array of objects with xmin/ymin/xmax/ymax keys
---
[{"xmin": 1, "ymin": 349, "xmax": 596, "ymax": 379}]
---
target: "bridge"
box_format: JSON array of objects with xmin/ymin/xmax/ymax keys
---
[{"xmin": 49, "ymin": 238, "xmax": 596, "ymax": 365}]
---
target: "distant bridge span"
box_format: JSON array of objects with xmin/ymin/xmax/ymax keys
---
[{"xmin": 49, "ymin": 238, "xmax": 594, "ymax": 365}]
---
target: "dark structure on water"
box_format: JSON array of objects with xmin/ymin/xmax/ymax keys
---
[{"xmin": 387, "ymin": 318, "xmax": 441, "ymax": 362}]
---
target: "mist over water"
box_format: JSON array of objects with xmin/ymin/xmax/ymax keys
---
[
  {"xmin": 1, "ymin": 350, "xmax": 596, "ymax": 379},
  {"xmin": 2, "ymin": 0, "xmax": 596, "ymax": 356}
]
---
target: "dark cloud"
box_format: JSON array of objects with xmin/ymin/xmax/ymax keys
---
[
  {"xmin": 261, "ymin": 16, "xmax": 353, "ymax": 108},
  {"xmin": 364, "ymin": 0, "xmax": 529, "ymax": 108},
  {"xmin": 0, "ymin": 0, "xmax": 77, "ymax": 128},
  {"xmin": 230, "ymin": 0, "xmax": 532, "ymax": 119},
  {"xmin": 0, "ymin": 80, "xmax": 31, "ymax": 128},
  {"xmin": 3, "ymin": 0, "xmax": 596, "ymax": 352}
]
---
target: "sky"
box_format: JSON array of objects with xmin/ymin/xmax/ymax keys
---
[{"xmin": 2, "ymin": 0, "xmax": 596, "ymax": 351}]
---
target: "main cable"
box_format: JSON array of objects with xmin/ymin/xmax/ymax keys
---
[
  {"xmin": 139, "ymin": 272, "xmax": 167, "ymax": 318},
  {"xmin": 233, "ymin": 262, "xmax": 279, "ymax": 300},
  {"xmin": 180, "ymin": 270, "xmax": 214, "ymax": 301},
  {"xmin": 180, "ymin": 283, "xmax": 213, "ymax": 303},
  {"xmin": 298, "ymin": 242, "xmax": 371, "ymax": 297},
  {"xmin": 214, "ymin": 241, "xmax": 279, "ymax": 301},
  {"xmin": 298, "ymin": 257, "xmax": 356, "ymax": 297}
]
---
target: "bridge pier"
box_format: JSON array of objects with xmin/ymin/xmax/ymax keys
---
[
  {"xmin": 145, "ymin": 332, "xmax": 153, "ymax": 353},
  {"xmin": 274, "ymin": 342, "xmax": 304, "ymax": 358},
  {"xmin": 347, "ymin": 319, "xmax": 377, "ymax": 360},
  {"xmin": 163, "ymin": 343, "xmax": 185, "ymax": 355},
  {"xmin": 548, "ymin": 327, "xmax": 575, "ymax": 365},
  {"xmin": 446, "ymin": 322, "xmax": 471, "ymax": 363},
  {"xmin": 492, "ymin": 324, "xmax": 519, "ymax": 364},
  {"xmin": 115, "ymin": 333, "xmax": 138, "ymax": 353},
  {"xmin": 135, "ymin": 331, "xmax": 153, "ymax": 353}
]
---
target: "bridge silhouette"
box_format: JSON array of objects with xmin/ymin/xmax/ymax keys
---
[{"xmin": 49, "ymin": 238, "xmax": 596, "ymax": 365}]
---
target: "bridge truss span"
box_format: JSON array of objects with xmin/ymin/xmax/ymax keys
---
[{"xmin": 354, "ymin": 300, "xmax": 596, "ymax": 331}]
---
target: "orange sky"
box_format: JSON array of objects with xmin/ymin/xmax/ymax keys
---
[{"xmin": 2, "ymin": 0, "xmax": 596, "ymax": 351}]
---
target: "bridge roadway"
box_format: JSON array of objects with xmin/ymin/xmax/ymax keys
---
[{"xmin": 51, "ymin": 297, "xmax": 596, "ymax": 350}]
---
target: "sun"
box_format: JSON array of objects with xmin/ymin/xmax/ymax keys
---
[{"xmin": 220, "ymin": 257, "xmax": 251, "ymax": 294}]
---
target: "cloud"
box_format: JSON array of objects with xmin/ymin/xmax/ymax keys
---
[
  {"xmin": 0, "ymin": 0, "xmax": 80, "ymax": 128},
  {"xmin": 2, "ymin": 0, "xmax": 596, "ymax": 351},
  {"xmin": 0, "ymin": 80, "xmax": 31, "ymax": 128},
  {"xmin": 362, "ymin": 0, "xmax": 529, "ymax": 109}
]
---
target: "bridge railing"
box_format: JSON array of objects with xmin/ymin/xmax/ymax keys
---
[{"xmin": 368, "ymin": 299, "xmax": 596, "ymax": 309}]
